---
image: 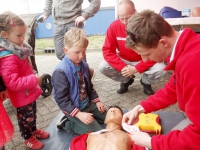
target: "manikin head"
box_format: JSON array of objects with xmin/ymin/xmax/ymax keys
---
[{"xmin": 104, "ymin": 106, "xmax": 123, "ymax": 125}]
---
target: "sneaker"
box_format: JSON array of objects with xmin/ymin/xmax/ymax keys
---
[
  {"xmin": 140, "ymin": 79, "xmax": 155, "ymax": 96},
  {"xmin": 33, "ymin": 129, "xmax": 50, "ymax": 139},
  {"xmin": 117, "ymin": 77, "xmax": 135, "ymax": 94},
  {"xmin": 57, "ymin": 115, "xmax": 68, "ymax": 130},
  {"xmin": 24, "ymin": 136, "xmax": 44, "ymax": 150}
]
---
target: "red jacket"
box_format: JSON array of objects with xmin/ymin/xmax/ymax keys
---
[
  {"xmin": 140, "ymin": 28, "xmax": 200, "ymax": 150},
  {"xmin": 70, "ymin": 133, "xmax": 145, "ymax": 150},
  {"xmin": 0, "ymin": 54, "xmax": 42, "ymax": 108},
  {"xmin": 102, "ymin": 19, "xmax": 156, "ymax": 73}
]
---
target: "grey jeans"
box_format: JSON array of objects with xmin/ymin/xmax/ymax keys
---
[
  {"xmin": 98, "ymin": 57, "xmax": 167, "ymax": 84},
  {"xmin": 53, "ymin": 21, "xmax": 84, "ymax": 60}
]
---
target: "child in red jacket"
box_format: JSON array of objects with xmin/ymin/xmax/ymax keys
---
[
  {"xmin": 0, "ymin": 11, "xmax": 50, "ymax": 149},
  {"xmin": 0, "ymin": 77, "xmax": 14, "ymax": 150}
]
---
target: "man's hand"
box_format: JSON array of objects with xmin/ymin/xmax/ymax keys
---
[
  {"xmin": 130, "ymin": 131, "xmax": 152, "ymax": 148},
  {"xmin": 76, "ymin": 111, "xmax": 94, "ymax": 124},
  {"xmin": 38, "ymin": 14, "xmax": 48, "ymax": 22},
  {"xmin": 122, "ymin": 105, "xmax": 145, "ymax": 125},
  {"xmin": 74, "ymin": 16, "xmax": 85, "ymax": 27},
  {"xmin": 96, "ymin": 102, "xmax": 106, "ymax": 113},
  {"xmin": 121, "ymin": 65, "xmax": 137, "ymax": 78}
]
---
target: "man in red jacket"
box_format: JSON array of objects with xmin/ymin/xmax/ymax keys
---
[
  {"xmin": 123, "ymin": 9, "xmax": 200, "ymax": 150},
  {"xmin": 98, "ymin": 0, "xmax": 166, "ymax": 96}
]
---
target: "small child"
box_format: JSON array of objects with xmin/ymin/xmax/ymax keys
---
[
  {"xmin": 0, "ymin": 11, "xmax": 50, "ymax": 149},
  {"xmin": 52, "ymin": 28, "xmax": 107, "ymax": 134},
  {"xmin": 0, "ymin": 77, "xmax": 14, "ymax": 150}
]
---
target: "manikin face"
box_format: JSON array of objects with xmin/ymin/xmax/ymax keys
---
[
  {"xmin": 104, "ymin": 107, "xmax": 123, "ymax": 125},
  {"xmin": 2, "ymin": 25, "xmax": 26, "ymax": 46},
  {"xmin": 64, "ymin": 46, "xmax": 86, "ymax": 66}
]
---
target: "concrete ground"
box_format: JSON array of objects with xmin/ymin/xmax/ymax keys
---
[{"xmin": 4, "ymin": 50, "xmax": 180, "ymax": 150}]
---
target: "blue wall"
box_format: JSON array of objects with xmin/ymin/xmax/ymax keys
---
[{"xmin": 35, "ymin": 8, "xmax": 115, "ymax": 38}]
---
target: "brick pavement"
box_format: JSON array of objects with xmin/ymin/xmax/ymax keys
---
[{"xmin": 4, "ymin": 50, "xmax": 180, "ymax": 150}]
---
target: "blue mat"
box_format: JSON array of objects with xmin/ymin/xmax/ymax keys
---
[{"xmin": 40, "ymin": 110, "xmax": 185, "ymax": 150}]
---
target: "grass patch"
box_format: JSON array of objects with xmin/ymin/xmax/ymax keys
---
[{"xmin": 35, "ymin": 35, "xmax": 105, "ymax": 50}]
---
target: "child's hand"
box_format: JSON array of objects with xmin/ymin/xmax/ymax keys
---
[
  {"xmin": 96, "ymin": 102, "xmax": 106, "ymax": 113},
  {"xmin": 0, "ymin": 90, "xmax": 7, "ymax": 102},
  {"xmin": 76, "ymin": 112, "xmax": 94, "ymax": 124},
  {"xmin": 35, "ymin": 75, "xmax": 42, "ymax": 85}
]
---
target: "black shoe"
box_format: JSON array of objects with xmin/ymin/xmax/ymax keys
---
[
  {"xmin": 57, "ymin": 115, "xmax": 68, "ymax": 130},
  {"xmin": 140, "ymin": 79, "xmax": 155, "ymax": 96},
  {"xmin": 117, "ymin": 78, "xmax": 134, "ymax": 94}
]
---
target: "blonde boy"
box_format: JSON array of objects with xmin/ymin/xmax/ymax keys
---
[{"xmin": 52, "ymin": 28, "xmax": 107, "ymax": 134}]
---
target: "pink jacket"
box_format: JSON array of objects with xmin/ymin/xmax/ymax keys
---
[{"xmin": 0, "ymin": 54, "xmax": 42, "ymax": 108}]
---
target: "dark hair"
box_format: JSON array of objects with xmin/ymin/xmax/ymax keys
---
[
  {"xmin": 126, "ymin": 9, "xmax": 173, "ymax": 49},
  {"xmin": 108, "ymin": 106, "xmax": 123, "ymax": 114},
  {"xmin": 0, "ymin": 11, "xmax": 25, "ymax": 33}
]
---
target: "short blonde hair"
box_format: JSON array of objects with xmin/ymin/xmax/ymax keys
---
[{"xmin": 64, "ymin": 28, "xmax": 89, "ymax": 49}]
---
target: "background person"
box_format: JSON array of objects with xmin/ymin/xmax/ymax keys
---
[
  {"xmin": 123, "ymin": 9, "xmax": 200, "ymax": 150},
  {"xmin": 98, "ymin": 0, "xmax": 166, "ymax": 96},
  {"xmin": 39, "ymin": 0, "xmax": 101, "ymax": 60}
]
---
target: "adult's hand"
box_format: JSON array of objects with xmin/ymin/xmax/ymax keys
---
[
  {"xmin": 38, "ymin": 14, "xmax": 48, "ymax": 22},
  {"xmin": 122, "ymin": 105, "xmax": 145, "ymax": 125},
  {"xmin": 130, "ymin": 131, "xmax": 152, "ymax": 148},
  {"xmin": 76, "ymin": 111, "xmax": 94, "ymax": 124},
  {"xmin": 121, "ymin": 65, "xmax": 137, "ymax": 78},
  {"xmin": 74, "ymin": 16, "xmax": 86, "ymax": 27}
]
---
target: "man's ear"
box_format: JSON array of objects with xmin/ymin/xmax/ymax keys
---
[
  {"xmin": 159, "ymin": 37, "xmax": 169, "ymax": 48},
  {"xmin": 0, "ymin": 31, "xmax": 8, "ymax": 39}
]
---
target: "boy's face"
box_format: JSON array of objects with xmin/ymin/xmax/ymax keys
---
[{"xmin": 64, "ymin": 46, "xmax": 86, "ymax": 66}]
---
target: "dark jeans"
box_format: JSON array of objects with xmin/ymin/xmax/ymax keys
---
[{"xmin": 64, "ymin": 102, "xmax": 107, "ymax": 134}]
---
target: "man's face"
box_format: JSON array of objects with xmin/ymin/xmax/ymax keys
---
[
  {"xmin": 118, "ymin": 4, "xmax": 136, "ymax": 26},
  {"xmin": 104, "ymin": 107, "xmax": 123, "ymax": 125},
  {"xmin": 63, "ymin": 46, "xmax": 86, "ymax": 66},
  {"xmin": 134, "ymin": 44, "xmax": 167, "ymax": 63}
]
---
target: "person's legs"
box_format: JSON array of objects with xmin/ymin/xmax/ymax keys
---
[
  {"xmin": 171, "ymin": 118, "xmax": 192, "ymax": 131},
  {"xmin": 64, "ymin": 115, "xmax": 103, "ymax": 134},
  {"xmin": 53, "ymin": 24, "xmax": 66, "ymax": 60},
  {"xmin": 88, "ymin": 102, "xmax": 107, "ymax": 124},
  {"xmin": 98, "ymin": 59, "xmax": 137, "ymax": 94},
  {"xmin": 141, "ymin": 62, "xmax": 167, "ymax": 95}
]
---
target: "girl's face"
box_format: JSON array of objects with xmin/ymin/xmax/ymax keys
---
[{"xmin": 3, "ymin": 25, "xmax": 26, "ymax": 46}]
